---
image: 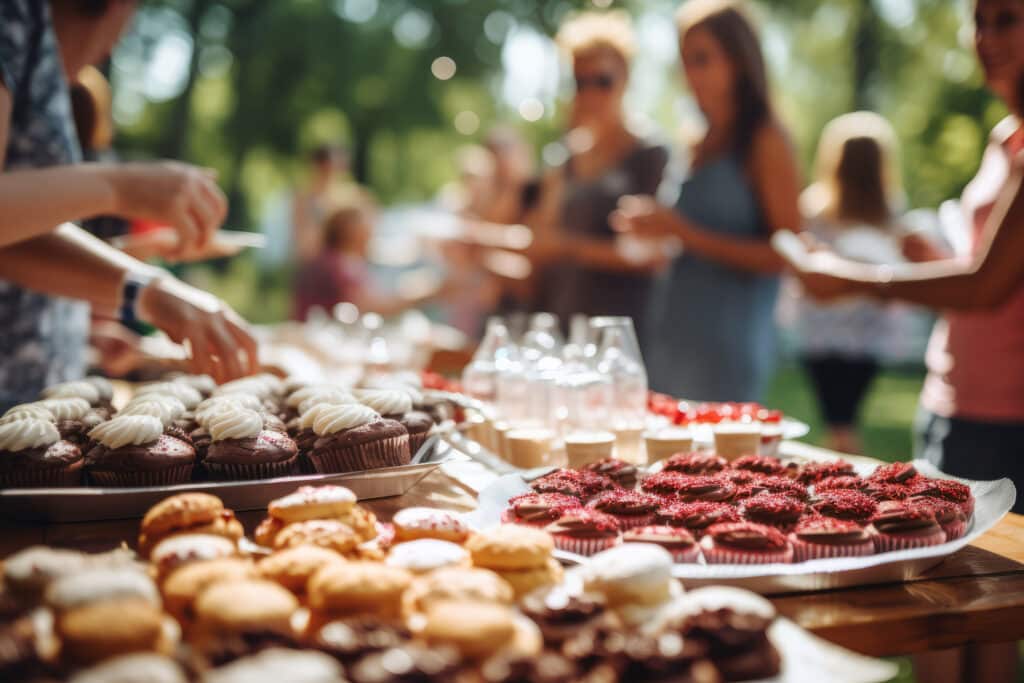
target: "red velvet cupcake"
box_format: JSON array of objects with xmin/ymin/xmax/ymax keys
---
[
  {"xmin": 731, "ymin": 454, "xmax": 785, "ymax": 477},
  {"xmin": 861, "ymin": 481, "xmax": 910, "ymax": 503},
  {"xmin": 912, "ymin": 498, "xmax": 968, "ymax": 541},
  {"xmin": 580, "ymin": 458, "xmax": 639, "ymax": 489},
  {"xmin": 868, "ymin": 501, "xmax": 947, "ymax": 552},
  {"xmin": 789, "ymin": 517, "xmax": 875, "ymax": 562},
  {"xmin": 531, "ymin": 469, "xmax": 618, "ymax": 501},
  {"xmin": 700, "ymin": 522, "xmax": 794, "ymax": 564},
  {"xmin": 867, "ymin": 462, "xmax": 921, "ymax": 486},
  {"xmin": 501, "ymin": 492, "xmax": 582, "ymax": 528},
  {"xmin": 796, "ymin": 460, "xmax": 856, "ymax": 485},
  {"xmin": 811, "ymin": 491, "xmax": 878, "ymax": 526},
  {"xmin": 661, "ymin": 451, "xmax": 727, "ymax": 475},
  {"xmin": 654, "ymin": 501, "xmax": 740, "ymax": 538},
  {"xmin": 908, "ymin": 478, "xmax": 975, "ymax": 519},
  {"xmin": 740, "ymin": 494, "xmax": 806, "ymax": 532},
  {"xmin": 623, "ymin": 525, "xmax": 700, "ymax": 563},
  {"xmin": 544, "ymin": 509, "xmax": 621, "ymax": 556},
  {"xmin": 752, "ymin": 476, "xmax": 809, "ymax": 502},
  {"xmin": 812, "ymin": 476, "xmax": 864, "ymax": 493},
  {"xmin": 719, "ymin": 469, "xmax": 760, "ymax": 487},
  {"xmin": 586, "ymin": 490, "xmax": 661, "ymax": 529},
  {"xmin": 641, "ymin": 473, "xmax": 735, "ymax": 503}
]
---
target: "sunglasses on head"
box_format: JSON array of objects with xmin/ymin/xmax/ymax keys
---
[{"xmin": 575, "ymin": 73, "xmax": 616, "ymax": 91}]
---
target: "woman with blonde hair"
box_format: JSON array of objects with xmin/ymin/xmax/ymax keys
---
[
  {"xmin": 612, "ymin": 0, "xmax": 802, "ymax": 401},
  {"xmin": 793, "ymin": 111, "xmax": 908, "ymax": 454},
  {"xmin": 529, "ymin": 10, "xmax": 668, "ymax": 342}
]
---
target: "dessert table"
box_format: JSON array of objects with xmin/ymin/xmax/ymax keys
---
[{"xmin": 1, "ymin": 441, "xmax": 1021, "ymax": 660}]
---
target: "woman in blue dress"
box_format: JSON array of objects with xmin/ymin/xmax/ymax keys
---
[{"xmin": 612, "ymin": 0, "xmax": 803, "ymax": 402}]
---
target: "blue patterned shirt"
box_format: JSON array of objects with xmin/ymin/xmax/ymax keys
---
[{"xmin": 0, "ymin": 0, "xmax": 89, "ymax": 409}]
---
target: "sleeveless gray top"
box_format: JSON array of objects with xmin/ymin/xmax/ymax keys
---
[{"xmin": 647, "ymin": 153, "xmax": 780, "ymax": 402}]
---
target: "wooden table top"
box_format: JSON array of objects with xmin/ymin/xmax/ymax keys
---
[{"xmin": 1, "ymin": 453, "xmax": 1020, "ymax": 659}]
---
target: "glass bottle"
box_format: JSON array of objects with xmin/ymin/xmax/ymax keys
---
[
  {"xmin": 591, "ymin": 316, "xmax": 649, "ymax": 463},
  {"xmin": 461, "ymin": 317, "xmax": 514, "ymax": 404}
]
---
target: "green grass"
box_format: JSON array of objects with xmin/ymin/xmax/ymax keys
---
[{"xmin": 764, "ymin": 363, "xmax": 926, "ymax": 463}]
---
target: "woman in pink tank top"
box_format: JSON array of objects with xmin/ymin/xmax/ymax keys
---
[{"xmin": 787, "ymin": 0, "xmax": 1024, "ymax": 512}]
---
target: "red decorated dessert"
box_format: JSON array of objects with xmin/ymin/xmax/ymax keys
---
[
  {"xmin": 544, "ymin": 508, "xmax": 621, "ymax": 556},
  {"xmin": 908, "ymin": 478, "xmax": 975, "ymax": 518},
  {"xmin": 579, "ymin": 458, "xmax": 639, "ymax": 489},
  {"xmin": 861, "ymin": 481, "xmax": 910, "ymax": 502},
  {"xmin": 867, "ymin": 461, "xmax": 920, "ymax": 486},
  {"xmin": 502, "ymin": 492, "xmax": 582, "ymax": 528},
  {"xmin": 531, "ymin": 469, "xmax": 618, "ymax": 501},
  {"xmin": 641, "ymin": 473, "xmax": 735, "ymax": 503},
  {"xmin": 912, "ymin": 498, "xmax": 968, "ymax": 541},
  {"xmin": 750, "ymin": 476, "xmax": 808, "ymax": 502},
  {"xmin": 654, "ymin": 501, "xmax": 741, "ymax": 538},
  {"xmin": 740, "ymin": 494, "xmax": 806, "ymax": 532},
  {"xmin": 796, "ymin": 460, "xmax": 856, "ymax": 485},
  {"xmin": 868, "ymin": 501, "xmax": 946, "ymax": 552},
  {"xmin": 730, "ymin": 455, "xmax": 785, "ymax": 476},
  {"xmin": 719, "ymin": 469, "xmax": 760, "ymax": 487},
  {"xmin": 811, "ymin": 491, "xmax": 878, "ymax": 525},
  {"xmin": 788, "ymin": 516, "xmax": 875, "ymax": 561},
  {"xmin": 622, "ymin": 525, "xmax": 700, "ymax": 563},
  {"xmin": 812, "ymin": 476, "xmax": 864, "ymax": 493},
  {"xmin": 661, "ymin": 451, "xmax": 728, "ymax": 475},
  {"xmin": 700, "ymin": 522, "xmax": 794, "ymax": 564},
  {"xmin": 586, "ymin": 490, "xmax": 661, "ymax": 530}
]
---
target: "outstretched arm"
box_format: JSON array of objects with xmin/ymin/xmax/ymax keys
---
[{"xmin": 0, "ymin": 224, "xmax": 259, "ymax": 381}]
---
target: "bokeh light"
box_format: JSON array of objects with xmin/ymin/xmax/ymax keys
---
[
  {"xmin": 431, "ymin": 56, "xmax": 457, "ymax": 80},
  {"xmin": 454, "ymin": 110, "xmax": 480, "ymax": 135},
  {"xmin": 518, "ymin": 97, "xmax": 544, "ymax": 122}
]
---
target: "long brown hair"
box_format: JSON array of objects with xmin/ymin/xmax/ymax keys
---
[
  {"xmin": 676, "ymin": 0, "xmax": 772, "ymax": 161},
  {"xmin": 813, "ymin": 111, "xmax": 901, "ymax": 226}
]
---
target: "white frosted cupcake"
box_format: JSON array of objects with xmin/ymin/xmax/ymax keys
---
[{"xmin": 307, "ymin": 404, "xmax": 409, "ymax": 473}]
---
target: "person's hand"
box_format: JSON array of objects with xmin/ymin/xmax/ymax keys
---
[
  {"xmin": 89, "ymin": 320, "xmax": 144, "ymax": 378},
  {"xmin": 610, "ymin": 195, "xmax": 684, "ymax": 239},
  {"xmin": 137, "ymin": 276, "xmax": 258, "ymax": 382},
  {"xmin": 901, "ymin": 232, "xmax": 948, "ymax": 263},
  {"xmin": 113, "ymin": 229, "xmax": 247, "ymax": 263},
  {"xmin": 100, "ymin": 162, "xmax": 228, "ymax": 258}
]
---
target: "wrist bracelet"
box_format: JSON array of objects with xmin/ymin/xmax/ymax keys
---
[{"xmin": 119, "ymin": 271, "xmax": 155, "ymax": 327}]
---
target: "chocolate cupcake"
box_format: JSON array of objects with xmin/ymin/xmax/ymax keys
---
[
  {"xmin": 166, "ymin": 372, "xmax": 217, "ymax": 398},
  {"xmin": 42, "ymin": 379, "xmax": 113, "ymax": 418},
  {"xmin": 531, "ymin": 469, "xmax": 618, "ymax": 501},
  {"xmin": 740, "ymin": 494, "xmax": 806, "ymax": 532},
  {"xmin": 203, "ymin": 407, "xmax": 298, "ymax": 480},
  {"xmin": 655, "ymin": 501, "xmax": 741, "ymax": 538},
  {"xmin": 811, "ymin": 490, "xmax": 878, "ymax": 525},
  {"xmin": 730, "ymin": 454, "xmax": 785, "ymax": 476},
  {"xmin": 580, "ymin": 457, "xmax": 639, "ymax": 488},
  {"xmin": 796, "ymin": 459, "xmax": 856, "ymax": 485},
  {"xmin": 586, "ymin": 490, "xmax": 661, "ymax": 530},
  {"xmin": 0, "ymin": 417, "xmax": 83, "ymax": 487},
  {"xmin": 812, "ymin": 475, "xmax": 864, "ymax": 493},
  {"xmin": 135, "ymin": 381, "xmax": 203, "ymax": 412},
  {"xmin": 118, "ymin": 394, "xmax": 193, "ymax": 444},
  {"xmin": 358, "ymin": 390, "xmax": 435, "ymax": 458},
  {"xmin": 662, "ymin": 451, "xmax": 728, "ymax": 475},
  {"xmin": 544, "ymin": 509, "xmax": 622, "ymax": 556},
  {"xmin": 748, "ymin": 475, "xmax": 809, "ymax": 502},
  {"xmin": 641, "ymin": 473, "xmax": 735, "ymax": 503},
  {"xmin": 912, "ymin": 499, "xmax": 968, "ymax": 541},
  {"xmin": 520, "ymin": 589, "xmax": 606, "ymax": 647},
  {"xmin": 699, "ymin": 522, "xmax": 794, "ymax": 564},
  {"xmin": 868, "ymin": 461, "xmax": 920, "ymax": 486},
  {"xmin": 309, "ymin": 404, "xmax": 409, "ymax": 473},
  {"xmin": 869, "ymin": 501, "xmax": 946, "ymax": 552},
  {"xmin": 623, "ymin": 525, "xmax": 700, "ymax": 563},
  {"xmin": 501, "ymin": 492, "xmax": 582, "ymax": 528},
  {"xmin": 86, "ymin": 415, "xmax": 195, "ymax": 486},
  {"xmin": 789, "ymin": 516, "xmax": 874, "ymax": 561},
  {"xmin": 2, "ymin": 398, "xmax": 99, "ymax": 448},
  {"xmin": 283, "ymin": 384, "xmax": 356, "ymax": 422},
  {"xmin": 908, "ymin": 477, "xmax": 975, "ymax": 518}
]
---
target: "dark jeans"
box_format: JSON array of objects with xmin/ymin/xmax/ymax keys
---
[
  {"xmin": 915, "ymin": 408, "xmax": 1024, "ymax": 514},
  {"xmin": 801, "ymin": 355, "xmax": 880, "ymax": 428}
]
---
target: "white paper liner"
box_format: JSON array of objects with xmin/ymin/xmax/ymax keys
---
[{"xmin": 470, "ymin": 460, "xmax": 1016, "ymax": 593}]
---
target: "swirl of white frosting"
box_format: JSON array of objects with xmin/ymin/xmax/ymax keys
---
[
  {"xmin": 119, "ymin": 395, "xmax": 186, "ymax": 427},
  {"xmin": 37, "ymin": 398, "xmax": 92, "ymax": 421},
  {"xmin": 89, "ymin": 415, "xmax": 163, "ymax": 449},
  {"xmin": 298, "ymin": 402, "xmax": 357, "ymax": 430},
  {"xmin": 42, "ymin": 381, "xmax": 101, "ymax": 405},
  {"xmin": 1, "ymin": 403, "xmax": 57, "ymax": 424},
  {"xmin": 136, "ymin": 381, "xmax": 202, "ymax": 410},
  {"xmin": 168, "ymin": 373, "xmax": 216, "ymax": 396},
  {"xmin": 253, "ymin": 373, "xmax": 285, "ymax": 395},
  {"xmin": 286, "ymin": 384, "xmax": 353, "ymax": 409},
  {"xmin": 0, "ymin": 418, "xmax": 60, "ymax": 451},
  {"xmin": 356, "ymin": 389, "xmax": 412, "ymax": 416},
  {"xmin": 84, "ymin": 376, "xmax": 114, "ymax": 402},
  {"xmin": 215, "ymin": 377, "xmax": 273, "ymax": 399},
  {"xmin": 312, "ymin": 404, "xmax": 379, "ymax": 436},
  {"xmin": 208, "ymin": 406, "xmax": 263, "ymax": 441},
  {"xmin": 297, "ymin": 389, "xmax": 358, "ymax": 417},
  {"xmin": 195, "ymin": 394, "xmax": 262, "ymax": 427}
]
